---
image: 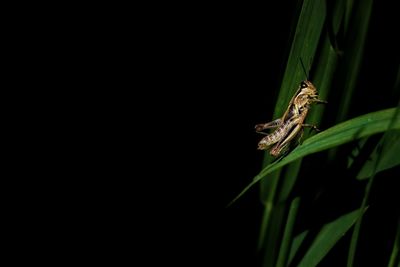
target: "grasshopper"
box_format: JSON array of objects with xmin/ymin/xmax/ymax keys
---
[{"xmin": 255, "ymin": 80, "xmax": 327, "ymax": 157}]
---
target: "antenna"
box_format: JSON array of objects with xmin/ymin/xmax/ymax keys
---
[{"xmin": 299, "ymin": 58, "xmax": 309, "ymax": 81}]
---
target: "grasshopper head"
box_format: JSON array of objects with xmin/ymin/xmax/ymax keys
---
[
  {"xmin": 299, "ymin": 80, "xmax": 318, "ymax": 96},
  {"xmin": 295, "ymin": 80, "xmax": 319, "ymax": 108}
]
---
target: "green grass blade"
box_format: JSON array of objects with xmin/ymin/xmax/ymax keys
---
[
  {"xmin": 276, "ymin": 197, "xmax": 300, "ymax": 267},
  {"xmin": 347, "ymin": 172, "xmax": 375, "ymax": 266},
  {"xmin": 261, "ymin": 204, "xmax": 286, "ymax": 266},
  {"xmin": 348, "ymin": 109, "xmax": 400, "ymax": 266},
  {"xmin": 335, "ymin": 0, "xmax": 373, "ymax": 123},
  {"xmin": 258, "ymin": 203, "xmax": 275, "ymax": 250},
  {"xmin": 257, "ymin": 0, "xmax": 327, "ymax": 261},
  {"xmin": 387, "ymin": 218, "xmax": 400, "ymax": 267},
  {"xmin": 356, "ymin": 130, "xmax": 400, "ymax": 180},
  {"xmin": 270, "ymin": 0, "xmax": 326, "ymax": 119},
  {"xmin": 327, "ymin": 0, "xmax": 373, "ymax": 162},
  {"xmin": 297, "ymin": 208, "xmax": 367, "ymax": 267},
  {"xmin": 289, "ymin": 230, "xmax": 308, "ymax": 265},
  {"xmin": 276, "ymin": 159, "xmax": 302, "ymax": 203},
  {"xmin": 228, "ymin": 107, "xmax": 400, "ymax": 206},
  {"xmin": 257, "ymin": 169, "xmax": 281, "ymax": 250},
  {"xmin": 259, "ymin": 0, "xmax": 326, "ymax": 195},
  {"xmin": 343, "ymin": 0, "xmax": 356, "ymax": 33}
]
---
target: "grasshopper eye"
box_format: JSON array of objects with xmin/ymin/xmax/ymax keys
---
[{"xmin": 300, "ymin": 81, "xmax": 308, "ymax": 88}]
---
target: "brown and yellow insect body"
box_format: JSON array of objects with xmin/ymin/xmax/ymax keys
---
[
  {"xmin": 257, "ymin": 116, "xmax": 298, "ymax": 150},
  {"xmin": 255, "ymin": 80, "xmax": 326, "ymax": 157}
]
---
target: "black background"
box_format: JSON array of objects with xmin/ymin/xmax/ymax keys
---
[
  {"xmin": 123, "ymin": 1, "xmax": 399, "ymax": 266},
  {"xmin": 144, "ymin": 1, "xmax": 399, "ymax": 266},
  {"xmin": 11, "ymin": 0, "xmax": 399, "ymax": 266},
  {"xmin": 130, "ymin": 2, "xmax": 298, "ymax": 265},
  {"xmin": 58, "ymin": 1, "xmax": 399, "ymax": 265}
]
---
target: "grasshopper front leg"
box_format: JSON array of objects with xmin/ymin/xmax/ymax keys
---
[
  {"xmin": 301, "ymin": 123, "xmax": 320, "ymax": 132},
  {"xmin": 314, "ymin": 99, "xmax": 328, "ymax": 104}
]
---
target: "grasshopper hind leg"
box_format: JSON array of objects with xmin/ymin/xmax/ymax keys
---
[{"xmin": 255, "ymin": 118, "xmax": 282, "ymax": 133}]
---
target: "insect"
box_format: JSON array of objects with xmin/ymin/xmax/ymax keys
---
[{"xmin": 255, "ymin": 80, "xmax": 327, "ymax": 157}]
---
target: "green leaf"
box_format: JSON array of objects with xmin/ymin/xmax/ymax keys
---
[
  {"xmin": 258, "ymin": 1, "xmax": 328, "ymax": 263},
  {"xmin": 335, "ymin": 0, "xmax": 373, "ymax": 123},
  {"xmin": 288, "ymin": 230, "xmax": 308, "ymax": 265},
  {"xmin": 388, "ymin": 218, "xmax": 400, "ymax": 267},
  {"xmin": 356, "ymin": 130, "xmax": 400, "ymax": 180},
  {"xmin": 228, "ymin": 107, "xmax": 400, "ymax": 206},
  {"xmin": 348, "ymin": 112, "xmax": 400, "ymax": 266},
  {"xmin": 270, "ymin": 0, "xmax": 326, "ymax": 120},
  {"xmin": 297, "ymin": 208, "xmax": 366, "ymax": 267},
  {"xmin": 276, "ymin": 197, "xmax": 301, "ymax": 267}
]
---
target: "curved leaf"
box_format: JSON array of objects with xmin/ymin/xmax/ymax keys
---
[{"xmin": 229, "ymin": 107, "xmax": 400, "ymax": 206}]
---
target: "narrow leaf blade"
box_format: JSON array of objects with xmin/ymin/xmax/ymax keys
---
[{"xmin": 297, "ymin": 208, "xmax": 366, "ymax": 267}]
